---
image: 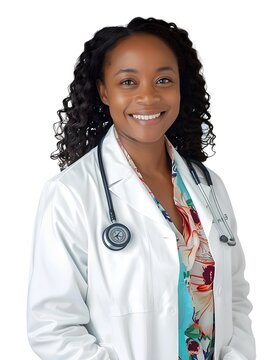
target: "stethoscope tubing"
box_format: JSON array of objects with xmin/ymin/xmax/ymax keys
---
[
  {"xmin": 97, "ymin": 135, "xmax": 236, "ymax": 249},
  {"xmin": 97, "ymin": 135, "xmax": 117, "ymax": 224},
  {"xmin": 184, "ymin": 158, "xmax": 236, "ymax": 246}
]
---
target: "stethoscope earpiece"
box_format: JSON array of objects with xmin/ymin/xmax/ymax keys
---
[
  {"xmin": 220, "ymin": 235, "xmax": 229, "ymax": 243},
  {"xmin": 227, "ymin": 238, "xmax": 237, "ymax": 246}
]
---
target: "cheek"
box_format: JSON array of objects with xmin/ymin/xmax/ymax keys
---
[
  {"xmin": 107, "ymin": 93, "xmax": 132, "ymax": 122},
  {"xmin": 166, "ymin": 87, "xmax": 181, "ymax": 106},
  {"xmin": 170, "ymin": 92, "xmax": 181, "ymax": 114},
  {"xmin": 110, "ymin": 92, "xmax": 131, "ymax": 112}
]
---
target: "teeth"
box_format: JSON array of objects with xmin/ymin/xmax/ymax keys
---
[{"xmin": 132, "ymin": 112, "xmax": 161, "ymax": 120}]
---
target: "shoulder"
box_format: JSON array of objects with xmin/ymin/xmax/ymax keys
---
[
  {"xmin": 48, "ymin": 146, "xmax": 98, "ymax": 184},
  {"xmin": 38, "ymin": 146, "xmax": 99, "ymax": 209}
]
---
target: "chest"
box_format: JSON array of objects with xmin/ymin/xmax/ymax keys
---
[{"xmin": 143, "ymin": 176, "xmax": 183, "ymax": 235}]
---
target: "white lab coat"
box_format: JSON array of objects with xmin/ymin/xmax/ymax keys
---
[{"xmin": 27, "ymin": 124, "xmax": 256, "ymax": 360}]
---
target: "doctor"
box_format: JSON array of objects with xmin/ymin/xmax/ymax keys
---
[{"xmin": 27, "ymin": 17, "xmax": 256, "ymax": 360}]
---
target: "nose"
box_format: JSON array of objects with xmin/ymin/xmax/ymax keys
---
[{"xmin": 135, "ymin": 82, "xmax": 161, "ymax": 104}]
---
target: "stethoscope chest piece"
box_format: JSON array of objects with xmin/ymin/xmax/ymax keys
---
[{"xmin": 102, "ymin": 222, "xmax": 131, "ymax": 251}]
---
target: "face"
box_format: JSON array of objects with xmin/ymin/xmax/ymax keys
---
[{"xmin": 96, "ymin": 33, "xmax": 181, "ymax": 145}]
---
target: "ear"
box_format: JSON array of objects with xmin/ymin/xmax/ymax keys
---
[{"xmin": 96, "ymin": 79, "xmax": 109, "ymax": 106}]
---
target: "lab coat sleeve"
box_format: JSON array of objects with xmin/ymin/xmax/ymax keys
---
[
  {"xmin": 213, "ymin": 173, "xmax": 256, "ymax": 360},
  {"xmin": 27, "ymin": 180, "xmax": 111, "ymax": 360}
]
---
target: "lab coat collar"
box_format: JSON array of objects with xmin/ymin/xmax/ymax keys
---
[{"xmin": 100, "ymin": 124, "xmax": 213, "ymax": 237}]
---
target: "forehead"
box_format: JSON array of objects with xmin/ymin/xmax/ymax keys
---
[{"xmin": 103, "ymin": 33, "xmax": 178, "ymax": 72}]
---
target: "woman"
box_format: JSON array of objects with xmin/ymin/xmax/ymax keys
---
[{"xmin": 27, "ymin": 17, "xmax": 256, "ymax": 360}]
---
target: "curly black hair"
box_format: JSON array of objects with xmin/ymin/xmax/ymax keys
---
[{"xmin": 50, "ymin": 16, "xmax": 216, "ymax": 171}]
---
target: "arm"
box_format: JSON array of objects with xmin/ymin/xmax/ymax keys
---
[
  {"xmin": 214, "ymin": 173, "xmax": 256, "ymax": 360},
  {"xmin": 27, "ymin": 180, "xmax": 111, "ymax": 360}
]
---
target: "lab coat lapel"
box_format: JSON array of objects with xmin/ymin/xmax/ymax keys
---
[
  {"xmin": 101, "ymin": 125, "xmax": 168, "ymax": 229},
  {"xmin": 101, "ymin": 124, "xmax": 213, "ymax": 238}
]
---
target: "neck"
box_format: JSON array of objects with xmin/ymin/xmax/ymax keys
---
[{"xmin": 115, "ymin": 129, "xmax": 171, "ymax": 179}]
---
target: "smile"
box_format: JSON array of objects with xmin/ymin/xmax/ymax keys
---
[{"xmin": 129, "ymin": 111, "xmax": 165, "ymax": 120}]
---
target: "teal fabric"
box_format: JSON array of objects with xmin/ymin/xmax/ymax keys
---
[{"xmin": 178, "ymin": 251, "xmax": 194, "ymax": 360}]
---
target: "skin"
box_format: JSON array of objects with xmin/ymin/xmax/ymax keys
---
[{"xmin": 96, "ymin": 33, "xmax": 181, "ymax": 179}]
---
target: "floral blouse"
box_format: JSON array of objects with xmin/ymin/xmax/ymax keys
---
[{"xmin": 113, "ymin": 127, "xmax": 215, "ymax": 360}]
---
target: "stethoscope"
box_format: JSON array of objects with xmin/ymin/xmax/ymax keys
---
[{"xmin": 97, "ymin": 135, "xmax": 236, "ymax": 251}]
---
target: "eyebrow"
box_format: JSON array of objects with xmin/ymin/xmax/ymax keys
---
[{"xmin": 114, "ymin": 66, "xmax": 175, "ymax": 77}]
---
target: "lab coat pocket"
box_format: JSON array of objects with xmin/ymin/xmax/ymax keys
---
[{"xmin": 103, "ymin": 231, "xmax": 154, "ymax": 317}]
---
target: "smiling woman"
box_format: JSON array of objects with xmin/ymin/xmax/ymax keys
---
[
  {"xmin": 27, "ymin": 16, "xmax": 256, "ymax": 360},
  {"xmin": 95, "ymin": 33, "xmax": 181, "ymax": 176},
  {"xmin": 50, "ymin": 17, "xmax": 215, "ymax": 171}
]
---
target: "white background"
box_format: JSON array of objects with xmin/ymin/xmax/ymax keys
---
[{"xmin": 1, "ymin": 0, "xmax": 269, "ymax": 358}]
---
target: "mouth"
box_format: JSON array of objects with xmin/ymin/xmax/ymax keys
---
[{"xmin": 128, "ymin": 111, "xmax": 166, "ymax": 124}]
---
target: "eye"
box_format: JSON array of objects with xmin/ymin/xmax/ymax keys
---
[
  {"xmin": 157, "ymin": 77, "xmax": 172, "ymax": 84},
  {"xmin": 120, "ymin": 77, "xmax": 173, "ymax": 86},
  {"xmin": 120, "ymin": 79, "xmax": 135, "ymax": 86}
]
